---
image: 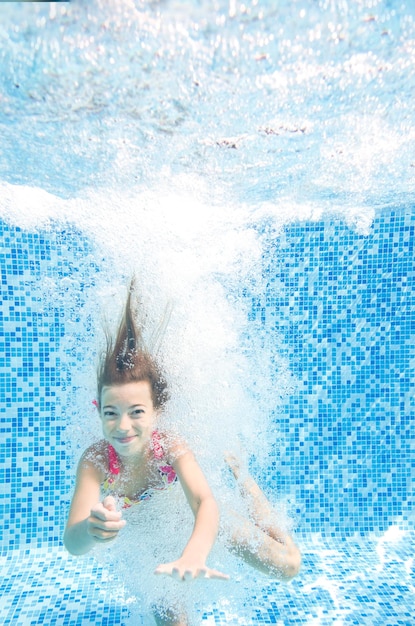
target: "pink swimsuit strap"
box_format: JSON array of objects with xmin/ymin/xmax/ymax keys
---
[
  {"xmin": 107, "ymin": 431, "xmax": 176, "ymax": 479},
  {"xmin": 108, "ymin": 443, "xmax": 120, "ymax": 475}
]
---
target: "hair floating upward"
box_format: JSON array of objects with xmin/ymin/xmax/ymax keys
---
[{"xmin": 97, "ymin": 279, "xmax": 169, "ymax": 410}]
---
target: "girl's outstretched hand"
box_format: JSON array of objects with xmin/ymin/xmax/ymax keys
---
[
  {"xmin": 154, "ymin": 559, "xmax": 229, "ymax": 581},
  {"xmin": 87, "ymin": 495, "xmax": 126, "ymax": 543}
]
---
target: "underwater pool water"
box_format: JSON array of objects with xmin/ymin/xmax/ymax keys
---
[{"xmin": 0, "ymin": 0, "xmax": 414, "ymax": 624}]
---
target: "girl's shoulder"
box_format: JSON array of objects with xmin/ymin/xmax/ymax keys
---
[
  {"xmin": 153, "ymin": 430, "xmax": 191, "ymax": 466},
  {"xmin": 78, "ymin": 439, "xmax": 109, "ymax": 479}
]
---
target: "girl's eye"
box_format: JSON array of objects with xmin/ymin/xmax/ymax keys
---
[
  {"xmin": 103, "ymin": 411, "xmax": 117, "ymax": 419},
  {"xmin": 131, "ymin": 409, "xmax": 144, "ymax": 417}
]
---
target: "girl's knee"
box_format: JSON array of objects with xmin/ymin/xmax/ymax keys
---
[{"xmin": 272, "ymin": 540, "xmax": 301, "ymax": 581}]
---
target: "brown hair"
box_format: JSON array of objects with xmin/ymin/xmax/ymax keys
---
[{"xmin": 97, "ymin": 283, "xmax": 169, "ymax": 410}]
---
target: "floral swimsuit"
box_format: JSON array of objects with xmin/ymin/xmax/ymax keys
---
[{"xmin": 102, "ymin": 431, "xmax": 178, "ymax": 509}]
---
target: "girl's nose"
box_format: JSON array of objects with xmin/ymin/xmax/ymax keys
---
[{"xmin": 117, "ymin": 412, "xmax": 131, "ymax": 431}]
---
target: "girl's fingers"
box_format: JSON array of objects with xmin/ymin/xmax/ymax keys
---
[
  {"xmin": 92, "ymin": 509, "xmax": 123, "ymax": 522},
  {"xmin": 93, "ymin": 519, "xmax": 126, "ymax": 531},
  {"xmin": 157, "ymin": 565, "xmax": 172, "ymax": 576},
  {"xmin": 92, "ymin": 533, "xmax": 118, "ymax": 542},
  {"xmin": 195, "ymin": 567, "xmax": 229, "ymax": 580},
  {"xmin": 87, "ymin": 516, "xmax": 126, "ymax": 542},
  {"xmin": 91, "ymin": 502, "xmax": 122, "ymax": 522},
  {"xmin": 154, "ymin": 563, "xmax": 229, "ymax": 581},
  {"xmin": 103, "ymin": 495, "xmax": 117, "ymax": 511},
  {"xmin": 172, "ymin": 567, "xmax": 182, "ymax": 580},
  {"xmin": 89, "ymin": 524, "xmax": 124, "ymax": 540},
  {"xmin": 206, "ymin": 568, "xmax": 230, "ymax": 580}
]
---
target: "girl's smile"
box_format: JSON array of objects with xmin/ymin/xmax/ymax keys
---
[{"xmin": 114, "ymin": 435, "xmax": 138, "ymax": 445}]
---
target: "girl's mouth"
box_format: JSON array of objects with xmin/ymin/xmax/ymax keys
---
[{"xmin": 115, "ymin": 436, "xmax": 137, "ymax": 445}]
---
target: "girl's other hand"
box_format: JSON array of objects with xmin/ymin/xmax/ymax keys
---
[
  {"xmin": 154, "ymin": 558, "xmax": 229, "ymax": 581},
  {"xmin": 87, "ymin": 495, "xmax": 126, "ymax": 543}
]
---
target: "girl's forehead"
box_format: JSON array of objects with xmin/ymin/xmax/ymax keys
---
[{"xmin": 101, "ymin": 381, "xmax": 153, "ymax": 403}]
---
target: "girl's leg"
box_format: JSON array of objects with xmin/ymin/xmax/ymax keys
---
[{"xmin": 225, "ymin": 454, "xmax": 301, "ymax": 580}]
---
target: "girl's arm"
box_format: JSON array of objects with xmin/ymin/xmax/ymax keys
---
[
  {"xmin": 63, "ymin": 447, "xmax": 126, "ymax": 555},
  {"xmin": 155, "ymin": 449, "xmax": 228, "ymax": 580}
]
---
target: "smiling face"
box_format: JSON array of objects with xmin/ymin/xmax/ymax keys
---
[{"xmin": 99, "ymin": 381, "xmax": 159, "ymax": 459}]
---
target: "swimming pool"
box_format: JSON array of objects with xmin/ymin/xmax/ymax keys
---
[{"xmin": 1, "ymin": 0, "xmax": 414, "ymax": 624}]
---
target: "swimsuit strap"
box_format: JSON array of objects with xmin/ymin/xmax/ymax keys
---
[
  {"xmin": 151, "ymin": 430, "xmax": 165, "ymax": 460},
  {"xmin": 107, "ymin": 431, "xmax": 161, "ymax": 477},
  {"xmin": 108, "ymin": 443, "xmax": 120, "ymax": 475},
  {"xmin": 107, "ymin": 431, "xmax": 176, "ymax": 480}
]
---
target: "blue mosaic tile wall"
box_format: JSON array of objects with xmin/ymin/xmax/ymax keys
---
[
  {"xmin": 258, "ymin": 208, "xmax": 415, "ymax": 537},
  {"xmin": 0, "ymin": 222, "xmax": 99, "ymax": 551},
  {"xmin": 1, "ymin": 209, "xmax": 414, "ymax": 552}
]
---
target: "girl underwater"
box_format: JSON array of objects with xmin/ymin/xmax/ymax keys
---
[{"xmin": 64, "ymin": 283, "xmax": 301, "ymax": 626}]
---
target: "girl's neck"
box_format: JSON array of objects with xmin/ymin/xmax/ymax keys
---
[{"xmin": 116, "ymin": 446, "xmax": 150, "ymax": 473}]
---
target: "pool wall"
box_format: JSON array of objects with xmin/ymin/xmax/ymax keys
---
[
  {"xmin": 261, "ymin": 209, "xmax": 414, "ymax": 538},
  {"xmin": 0, "ymin": 224, "xmax": 101, "ymax": 551},
  {"xmin": 0, "ymin": 209, "xmax": 414, "ymax": 623}
]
